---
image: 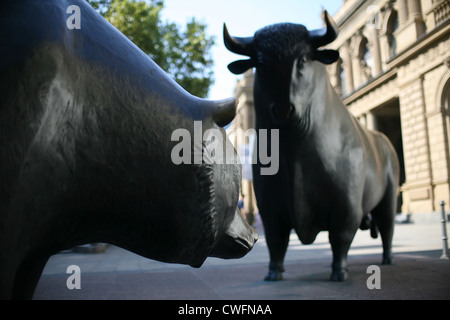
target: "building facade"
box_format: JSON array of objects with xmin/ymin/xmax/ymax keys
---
[
  {"xmin": 327, "ymin": 0, "xmax": 450, "ymax": 214},
  {"xmin": 226, "ymin": 70, "xmax": 258, "ymax": 223},
  {"xmin": 229, "ymin": 0, "xmax": 450, "ymax": 217}
]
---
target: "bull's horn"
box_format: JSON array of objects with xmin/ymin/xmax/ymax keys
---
[
  {"xmin": 210, "ymin": 97, "xmax": 238, "ymax": 127},
  {"xmin": 223, "ymin": 23, "xmax": 254, "ymax": 57},
  {"xmin": 308, "ymin": 10, "xmax": 339, "ymax": 48}
]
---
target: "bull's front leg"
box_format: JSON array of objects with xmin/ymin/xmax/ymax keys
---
[
  {"xmin": 263, "ymin": 221, "xmax": 291, "ymax": 281},
  {"xmin": 328, "ymin": 221, "xmax": 359, "ymax": 281}
]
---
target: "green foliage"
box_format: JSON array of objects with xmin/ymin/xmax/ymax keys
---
[
  {"xmin": 163, "ymin": 18, "xmax": 215, "ymax": 98},
  {"xmin": 86, "ymin": 0, "xmax": 215, "ymax": 98},
  {"xmin": 85, "ymin": 0, "xmax": 113, "ymax": 15}
]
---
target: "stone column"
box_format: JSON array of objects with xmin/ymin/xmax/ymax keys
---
[
  {"xmin": 366, "ymin": 112, "xmax": 377, "ymax": 131},
  {"xmin": 409, "ymin": 0, "xmax": 422, "ymax": 20},
  {"xmin": 399, "ymin": 76, "xmax": 434, "ymax": 212},
  {"xmin": 397, "ymin": 0, "xmax": 409, "ymax": 25},
  {"xmin": 359, "ymin": 114, "xmax": 367, "ymax": 127},
  {"xmin": 350, "ymin": 33, "xmax": 363, "ymax": 88},
  {"xmin": 367, "ymin": 26, "xmax": 382, "ymax": 76},
  {"xmin": 409, "ymin": 0, "xmax": 425, "ymax": 35},
  {"xmin": 396, "ymin": 0, "xmax": 425, "ymax": 51},
  {"xmin": 340, "ymin": 41, "xmax": 354, "ymax": 93}
]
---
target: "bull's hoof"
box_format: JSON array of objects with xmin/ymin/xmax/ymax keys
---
[
  {"xmin": 264, "ymin": 270, "xmax": 283, "ymax": 281},
  {"xmin": 330, "ymin": 269, "xmax": 348, "ymax": 281}
]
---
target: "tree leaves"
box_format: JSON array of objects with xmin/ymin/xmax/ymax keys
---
[{"xmin": 86, "ymin": 0, "xmax": 215, "ymax": 98}]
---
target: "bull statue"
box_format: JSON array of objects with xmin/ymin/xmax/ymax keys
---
[
  {"xmin": 224, "ymin": 11, "xmax": 400, "ymax": 281},
  {"xmin": 0, "ymin": 0, "xmax": 257, "ymax": 299}
]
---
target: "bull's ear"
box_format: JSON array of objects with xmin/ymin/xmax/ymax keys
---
[
  {"xmin": 228, "ymin": 59, "xmax": 255, "ymax": 75},
  {"xmin": 312, "ymin": 49, "xmax": 339, "ymax": 64}
]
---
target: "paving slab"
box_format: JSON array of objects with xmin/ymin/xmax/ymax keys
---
[{"xmin": 33, "ymin": 218, "xmax": 450, "ymax": 300}]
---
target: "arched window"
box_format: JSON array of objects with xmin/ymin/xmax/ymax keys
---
[
  {"xmin": 360, "ymin": 38, "xmax": 373, "ymax": 81},
  {"xmin": 388, "ymin": 12, "xmax": 399, "ymax": 58},
  {"xmin": 444, "ymin": 78, "xmax": 450, "ymax": 154}
]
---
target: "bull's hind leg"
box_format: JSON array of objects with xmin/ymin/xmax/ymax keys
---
[{"xmin": 371, "ymin": 185, "xmax": 397, "ymax": 265}]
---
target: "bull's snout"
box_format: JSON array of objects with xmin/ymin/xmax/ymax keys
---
[{"xmin": 210, "ymin": 208, "xmax": 258, "ymax": 259}]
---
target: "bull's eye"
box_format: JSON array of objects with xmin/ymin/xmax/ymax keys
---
[
  {"xmin": 296, "ymin": 56, "xmax": 305, "ymax": 74},
  {"xmin": 256, "ymin": 52, "xmax": 267, "ymax": 68},
  {"xmin": 256, "ymin": 58, "xmax": 264, "ymax": 68}
]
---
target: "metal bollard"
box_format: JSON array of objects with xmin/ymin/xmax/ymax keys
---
[{"xmin": 439, "ymin": 201, "xmax": 449, "ymax": 260}]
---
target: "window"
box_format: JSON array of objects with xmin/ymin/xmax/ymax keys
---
[
  {"xmin": 361, "ymin": 39, "xmax": 373, "ymax": 81},
  {"xmin": 388, "ymin": 12, "xmax": 399, "ymax": 58}
]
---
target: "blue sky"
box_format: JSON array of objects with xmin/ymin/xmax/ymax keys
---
[{"xmin": 160, "ymin": 0, "xmax": 343, "ymax": 100}]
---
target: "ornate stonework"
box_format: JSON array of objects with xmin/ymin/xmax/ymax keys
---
[{"xmin": 327, "ymin": 0, "xmax": 450, "ymax": 214}]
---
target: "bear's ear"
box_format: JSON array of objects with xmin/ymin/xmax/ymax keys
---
[
  {"xmin": 228, "ymin": 59, "xmax": 255, "ymax": 74},
  {"xmin": 311, "ymin": 49, "xmax": 340, "ymax": 64}
]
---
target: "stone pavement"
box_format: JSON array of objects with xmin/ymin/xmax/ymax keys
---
[{"xmin": 33, "ymin": 213, "xmax": 450, "ymax": 300}]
